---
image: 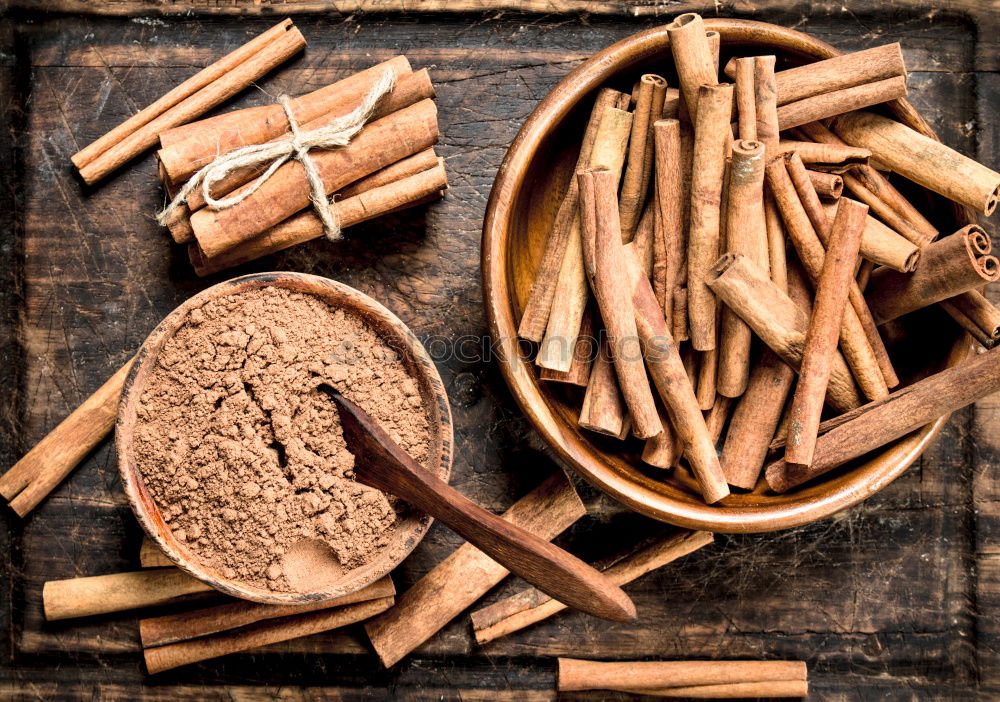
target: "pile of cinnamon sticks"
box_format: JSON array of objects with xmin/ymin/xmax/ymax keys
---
[
  {"xmin": 518, "ymin": 12, "xmax": 1000, "ymax": 502},
  {"xmin": 155, "ymin": 54, "xmax": 446, "ymax": 275}
]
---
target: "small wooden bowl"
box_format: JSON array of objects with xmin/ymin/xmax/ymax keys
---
[
  {"xmin": 482, "ymin": 19, "xmax": 974, "ymax": 533},
  {"xmin": 117, "ymin": 272, "xmax": 453, "ymax": 604}
]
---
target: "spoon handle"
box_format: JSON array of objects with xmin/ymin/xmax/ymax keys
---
[{"xmin": 326, "ymin": 389, "xmax": 636, "ymax": 624}]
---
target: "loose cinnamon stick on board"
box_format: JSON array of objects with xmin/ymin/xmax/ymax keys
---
[
  {"xmin": 833, "ymin": 110, "xmax": 1000, "ymax": 216},
  {"xmin": 620, "ymin": 681, "xmax": 808, "ymax": 698},
  {"xmin": 734, "ymin": 58, "xmax": 757, "ymax": 141},
  {"xmin": 785, "ymin": 199, "xmax": 868, "ymax": 468},
  {"xmin": 159, "ymin": 56, "xmax": 415, "ymax": 182},
  {"xmin": 768, "ymin": 154, "xmax": 891, "ymax": 400},
  {"xmin": 687, "ymin": 84, "xmax": 734, "ymax": 351},
  {"xmin": 820, "ymin": 201, "xmax": 919, "ymax": 273},
  {"xmin": 777, "ymin": 140, "xmax": 870, "ymax": 171},
  {"xmin": 470, "ymin": 530, "xmax": 713, "ymax": 645},
  {"xmin": 140, "ymin": 538, "xmax": 175, "ymax": 568},
  {"xmin": 668, "ymin": 14, "xmax": 719, "ymax": 123},
  {"xmin": 940, "ymin": 290, "xmax": 1000, "ymax": 348},
  {"xmin": 776, "ymin": 75, "xmax": 908, "ymax": 132},
  {"xmin": 190, "ymin": 98, "xmax": 439, "ymax": 259},
  {"xmin": 620, "ymin": 74, "xmax": 667, "ymax": 240},
  {"xmin": 707, "ymin": 254, "xmax": 864, "ymax": 412},
  {"xmin": 364, "ymin": 471, "xmax": 585, "ymax": 668},
  {"xmin": 578, "ymin": 339, "xmax": 631, "ymax": 439},
  {"xmin": 767, "ymin": 344, "xmax": 1000, "ymax": 493},
  {"xmin": 623, "ymin": 247, "xmax": 729, "ymax": 503},
  {"xmin": 807, "ymin": 170, "xmax": 843, "ymax": 199},
  {"xmin": 43, "ymin": 569, "xmax": 215, "ymax": 621},
  {"xmin": 518, "ymin": 89, "xmax": 629, "ymax": 342},
  {"xmin": 72, "ymin": 20, "xmax": 306, "ymax": 185},
  {"xmin": 538, "ymin": 107, "xmax": 632, "ymax": 372},
  {"xmin": 139, "ymin": 576, "xmax": 395, "ymax": 648},
  {"xmin": 653, "ymin": 119, "xmax": 684, "ymax": 326},
  {"xmin": 0, "ymin": 357, "xmax": 135, "ymax": 518},
  {"xmin": 557, "ymin": 658, "xmax": 808, "ymax": 693},
  {"xmin": 181, "ymin": 69, "xmax": 436, "ymax": 213},
  {"xmin": 145, "ymin": 595, "xmax": 394, "ymax": 674},
  {"xmin": 724, "ymin": 42, "xmax": 906, "ymax": 107},
  {"xmin": 539, "ymin": 305, "xmax": 595, "ymax": 386},
  {"xmin": 189, "ymin": 161, "xmax": 447, "ymax": 276},
  {"xmin": 718, "ymin": 139, "xmax": 767, "ymax": 397},
  {"xmin": 866, "ymin": 225, "xmax": 1000, "ymax": 324},
  {"xmin": 580, "ymin": 168, "xmax": 662, "ymax": 438}
]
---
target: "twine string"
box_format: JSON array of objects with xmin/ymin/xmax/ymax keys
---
[{"xmin": 158, "ymin": 68, "xmax": 396, "ymax": 242}]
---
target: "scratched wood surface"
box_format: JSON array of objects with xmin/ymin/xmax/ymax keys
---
[{"xmin": 0, "ymin": 2, "xmax": 998, "ymax": 699}]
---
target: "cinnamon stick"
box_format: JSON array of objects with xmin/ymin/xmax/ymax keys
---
[
  {"xmin": 776, "ymin": 76, "xmax": 908, "ymax": 132},
  {"xmin": 653, "ymin": 119, "xmax": 684, "ymax": 327},
  {"xmin": 667, "ymin": 14, "xmax": 719, "ymax": 123},
  {"xmin": 643, "ymin": 404, "xmax": 680, "ymax": 468},
  {"xmin": 734, "ymin": 58, "xmax": 757, "ymax": 141},
  {"xmin": 620, "ymin": 681, "xmax": 809, "ymax": 698},
  {"xmin": 139, "ymin": 576, "xmax": 395, "ymax": 648},
  {"xmin": 539, "ymin": 305, "xmax": 595, "ymax": 386},
  {"xmin": 767, "ymin": 344, "xmax": 1000, "ymax": 493},
  {"xmin": 470, "ymin": 530, "xmax": 713, "ymax": 645},
  {"xmin": 189, "ymin": 160, "xmax": 447, "ymax": 276},
  {"xmin": 557, "ymin": 658, "xmax": 808, "ymax": 693},
  {"xmin": 145, "ymin": 596, "xmax": 394, "ymax": 674},
  {"xmin": 940, "ymin": 291, "xmax": 1000, "ymax": 348},
  {"xmin": 704, "ymin": 395, "xmax": 732, "ymax": 444},
  {"xmin": 518, "ymin": 89, "xmax": 628, "ymax": 342},
  {"xmin": 865, "ymin": 225, "xmax": 1000, "ymax": 324},
  {"xmin": 833, "ymin": 110, "xmax": 1000, "ymax": 216},
  {"xmin": 821, "ymin": 200, "xmax": 919, "ymax": 273},
  {"xmin": 538, "ymin": 106, "xmax": 632, "ymax": 372},
  {"xmin": 777, "ymin": 139, "xmax": 870, "ymax": 172},
  {"xmin": 43, "ymin": 569, "xmax": 215, "ymax": 621},
  {"xmin": 578, "ymin": 338, "xmax": 630, "ymax": 439},
  {"xmin": 578, "ymin": 168, "xmax": 661, "ymax": 438},
  {"xmin": 718, "ymin": 139, "xmax": 767, "ymax": 397},
  {"xmin": 785, "ymin": 198, "xmax": 868, "ymax": 468},
  {"xmin": 73, "ymin": 20, "xmax": 306, "ymax": 184},
  {"xmin": 688, "ymin": 83, "xmax": 734, "ymax": 351},
  {"xmin": 696, "ymin": 348, "xmax": 718, "ymax": 412},
  {"xmin": 364, "ymin": 471, "xmax": 585, "ymax": 668},
  {"xmin": 1, "ymin": 357, "xmax": 135, "ymax": 517},
  {"xmin": 620, "ymin": 74, "xmax": 667, "ymax": 240},
  {"xmin": 753, "ymin": 55, "xmax": 779, "ymax": 154},
  {"xmin": 842, "ymin": 172, "xmax": 934, "ymax": 248},
  {"xmin": 706, "ymin": 254, "xmax": 864, "ymax": 412},
  {"xmin": 724, "ymin": 43, "xmax": 906, "ymax": 107},
  {"xmin": 807, "ymin": 169, "xmax": 843, "ymax": 199},
  {"xmin": 190, "ymin": 98, "xmax": 439, "ymax": 259},
  {"xmin": 158, "ymin": 56, "xmax": 417, "ymax": 183}
]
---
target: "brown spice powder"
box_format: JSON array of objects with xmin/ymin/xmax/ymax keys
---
[{"xmin": 133, "ymin": 286, "xmax": 431, "ymax": 592}]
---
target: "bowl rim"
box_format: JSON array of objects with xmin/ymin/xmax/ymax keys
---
[
  {"xmin": 481, "ymin": 18, "xmax": 973, "ymax": 533},
  {"xmin": 117, "ymin": 271, "xmax": 454, "ymax": 603}
]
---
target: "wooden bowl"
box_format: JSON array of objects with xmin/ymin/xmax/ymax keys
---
[
  {"xmin": 482, "ymin": 18, "xmax": 974, "ymax": 533},
  {"xmin": 117, "ymin": 272, "xmax": 453, "ymax": 603}
]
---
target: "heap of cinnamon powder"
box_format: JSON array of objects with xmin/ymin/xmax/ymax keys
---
[{"xmin": 133, "ymin": 287, "xmax": 431, "ymax": 592}]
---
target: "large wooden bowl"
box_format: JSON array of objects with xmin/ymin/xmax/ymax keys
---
[
  {"xmin": 117, "ymin": 272, "xmax": 453, "ymax": 604},
  {"xmin": 482, "ymin": 19, "xmax": 974, "ymax": 533}
]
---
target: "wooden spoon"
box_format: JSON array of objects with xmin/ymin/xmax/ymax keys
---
[{"xmin": 320, "ymin": 386, "xmax": 637, "ymax": 623}]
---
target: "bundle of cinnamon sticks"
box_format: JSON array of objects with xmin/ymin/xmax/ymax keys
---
[
  {"xmin": 517, "ymin": 12, "xmax": 1000, "ymax": 500},
  {"xmin": 154, "ymin": 54, "xmax": 446, "ymax": 275}
]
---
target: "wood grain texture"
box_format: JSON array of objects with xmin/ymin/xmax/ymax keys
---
[{"xmin": 2, "ymin": 6, "xmax": 999, "ymax": 699}]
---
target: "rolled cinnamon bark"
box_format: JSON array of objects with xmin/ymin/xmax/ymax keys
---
[
  {"xmin": 620, "ymin": 74, "xmax": 667, "ymax": 240},
  {"xmin": 189, "ymin": 160, "xmax": 447, "ymax": 276},
  {"xmin": 140, "ymin": 576, "xmax": 395, "ymax": 648},
  {"xmin": 821, "ymin": 201, "xmax": 919, "ymax": 273},
  {"xmin": 580, "ymin": 168, "xmax": 661, "ymax": 438},
  {"xmin": 704, "ymin": 395, "xmax": 732, "ymax": 444},
  {"xmin": 769, "ymin": 154, "xmax": 891, "ymax": 400},
  {"xmin": 538, "ymin": 106, "xmax": 632, "ymax": 372},
  {"xmin": 776, "ymin": 76, "xmax": 908, "ymax": 132},
  {"xmin": 643, "ymin": 404, "xmax": 680, "ymax": 468},
  {"xmin": 718, "ymin": 139, "xmax": 767, "ymax": 397},
  {"xmin": 0, "ymin": 357, "xmax": 135, "ymax": 517},
  {"xmin": 777, "ymin": 140, "xmax": 870, "ymax": 171},
  {"xmin": 620, "ymin": 681, "xmax": 809, "ymax": 698},
  {"xmin": 579, "ymin": 338, "xmax": 630, "ymax": 439},
  {"xmin": 766, "ymin": 344, "xmax": 1000, "ymax": 493},
  {"xmin": 539, "ymin": 305, "xmax": 595, "ymax": 386},
  {"xmin": 940, "ymin": 291, "xmax": 1000, "ymax": 348},
  {"xmin": 688, "ymin": 84, "xmax": 734, "ymax": 351},
  {"xmin": 833, "ymin": 110, "xmax": 1000, "ymax": 216},
  {"xmin": 724, "ymin": 42, "xmax": 906, "ymax": 107},
  {"xmin": 753, "ymin": 55, "xmax": 779, "ymax": 154},
  {"xmin": 807, "ymin": 170, "xmax": 843, "ymax": 199},
  {"xmin": 707, "ymin": 254, "xmax": 864, "ymax": 412},
  {"xmin": 764, "ymin": 190, "xmax": 786, "ymax": 288},
  {"xmin": 190, "ymin": 99, "xmax": 439, "ymax": 259},
  {"xmin": 785, "ymin": 198, "xmax": 868, "ymax": 468},
  {"xmin": 518, "ymin": 89, "xmax": 628, "ymax": 341},
  {"xmin": 866, "ymin": 225, "xmax": 1000, "ymax": 324},
  {"xmin": 557, "ymin": 658, "xmax": 807, "ymax": 692},
  {"xmin": 667, "ymin": 14, "xmax": 718, "ymax": 123},
  {"xmin": 157, "ymin": 55, "xmax": 414, "ymax": 181},
  {"xmin": 734, "ymin": 58, "xmax": 757, "ymax": 141},
  {"xmin": 696, "ymin": 348, "xmax": 717, "ymax": 412},
  {"xmin": 145, "ymin": 596, "xmax": 394, "ymax": 674},
  {"xmin": 654, "ymin": 119, "xmax": 684, "ymax": 328},
  {"xmin": 44, "ymin": 569, "xmax": 214, "ymax": 621},
  {"xmin": 74, "ymin": 20, "xmax": 306, "ymax": 184}
]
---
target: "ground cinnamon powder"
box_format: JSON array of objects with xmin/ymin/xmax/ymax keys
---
[{"xmin": 133, "ymin": 286, "xmax": 431, "ymax": 592}]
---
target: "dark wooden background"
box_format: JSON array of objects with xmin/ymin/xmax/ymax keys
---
[{"xmin": 1, "ymin": 1, "xmax": 998, "ymax": 699}]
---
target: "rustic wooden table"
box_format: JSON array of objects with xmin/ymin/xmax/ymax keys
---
[{"xmin": 1, "ymin": 1, "xmax": 998, "ymax": 699}]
